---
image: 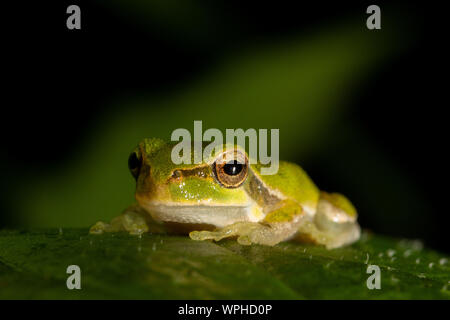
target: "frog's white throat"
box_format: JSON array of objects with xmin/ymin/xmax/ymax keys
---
[{"xmin": 141, "ymin": 201, "xmax": 263, "ymax": 228}]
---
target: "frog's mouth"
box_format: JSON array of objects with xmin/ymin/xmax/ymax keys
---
[{"xmin": 141, "ymin": 202, "xmax": 255, "ymax": 228}]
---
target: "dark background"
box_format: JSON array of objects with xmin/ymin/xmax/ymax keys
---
[{"xmin": 2, "ymin": 1, "xmax": 448, "ymax": 253}]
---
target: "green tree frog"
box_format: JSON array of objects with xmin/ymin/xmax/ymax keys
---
[{"xmin": 90, "ymin": 138, "xmax": 360, "ymax": 248}]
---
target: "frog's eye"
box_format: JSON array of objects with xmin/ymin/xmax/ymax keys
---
[
  {"xmin": 128, "ymin": 151, "xmax": 142, "ymax": 180},
  {"xmin": 214, "ymin": 151, "xmax": 248, "ymax": 188}
]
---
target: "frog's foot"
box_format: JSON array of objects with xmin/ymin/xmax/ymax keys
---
[
  {"xmin": 89, "ymin": 221, "xmax": 114, "ymax": 234},
  {"xmin": 190, "ymin": 200, "xmax": 305, "ymax": 246},
  {"xmin": 190, "ymin": 222, "xmax": 261, "ymax": 245},
  {"xmin": 297, "ymin": 192, "xmax": 360, "ymax": 249},
  {"xmin": 89, "ymin": 204, "xmax": 164, "ymax": 236}
]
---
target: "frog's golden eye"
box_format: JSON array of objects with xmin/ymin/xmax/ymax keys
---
[
  {"xmin": 213, "ymin": 151, "xmax": 248, "ymax": 188},
  {"xmin": 128, "ymin": 151, "xmax": 142, "ymax": 180}
]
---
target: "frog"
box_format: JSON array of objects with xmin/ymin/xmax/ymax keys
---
[{"xmin": 89, "ymin": 138, "xmax": 360, "ymax": 249}]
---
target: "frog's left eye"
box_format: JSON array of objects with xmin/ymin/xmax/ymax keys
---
[
  {"xmin": 128, "ymin": 151, "xmax": 142, "ymax": 180},
  {"xmin": 213, "ymin": 151, "xmax": 248, "ymax": 188}
]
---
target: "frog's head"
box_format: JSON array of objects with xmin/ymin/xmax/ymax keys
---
[{"xmin": 128, "ymin": 138, "xmax": 257, "ymax": 227}]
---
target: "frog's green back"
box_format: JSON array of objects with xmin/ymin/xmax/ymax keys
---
[{"xmin": 251, "ymin": 161, "xmax": 320, "ymax": 208}]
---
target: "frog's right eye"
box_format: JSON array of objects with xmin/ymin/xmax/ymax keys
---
[{"xmin": 128, "ymin": 152, "xmax": 142, "ymax": 180}]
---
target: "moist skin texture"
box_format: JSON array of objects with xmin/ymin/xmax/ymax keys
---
[{"xmin": 90, "ymin": 138, "xmax": 360, "ymax": 249}]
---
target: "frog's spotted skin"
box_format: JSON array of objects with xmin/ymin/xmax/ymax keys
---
[{"xmin": 90, "ymin": 138, "xmax": 360, "ymax": 249}]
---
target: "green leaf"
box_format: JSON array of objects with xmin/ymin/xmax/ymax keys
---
[{"xmin": 0, "ymin": 229, "xmax": 448, "ymax": 299}]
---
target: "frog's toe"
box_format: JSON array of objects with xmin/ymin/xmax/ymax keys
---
[
  {"xmin": 189, "ymin": 230, "xmax": 225, "ymax": 241},
  {"xmin": 190, "ymin": 223, "xmax": 260, "ymax": 243},
  {"xmin": 189, "ymin": 230, "xmax": 211, "ymax": 241},
  {"xmin": 89, "ymin": 221, "xmax": 110, "ymax": 234},
  {"xmin": 237, "ymin": 235, "xmax": 252, "ymax": 245},
  {"xmin": 127, "ymin": 226, "xmax": 147, "ymax": 236}
]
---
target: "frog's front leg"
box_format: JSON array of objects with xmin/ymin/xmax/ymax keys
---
[
  {"xmin": 89, "ymin": 204, "xmax": 165, "ymax": 235},
  {"xmin": 189, "ymin": 200, "xmax": 305, "ymax": 246}
]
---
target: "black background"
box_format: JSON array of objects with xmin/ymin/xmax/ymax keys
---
[{"xmin": 2, "ymin": 1, "xmax": 449, "ymax": 252}]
